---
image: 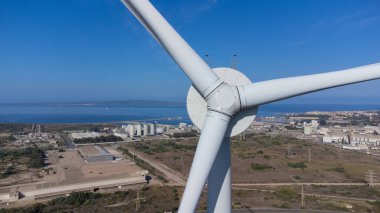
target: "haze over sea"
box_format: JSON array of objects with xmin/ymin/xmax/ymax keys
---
[{"xmin": 1, "ymin": 103, "xmax": 380, "ymax": 124}]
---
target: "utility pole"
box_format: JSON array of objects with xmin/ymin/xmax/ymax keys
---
[
  {"xmin": 181, "ymin": 156, "xmax": 184, "ymax": 172},
  {"xmin": 366, "ymin": 170, "xmax": 376, "ymax": 189},
  {"xmin": 239, "ymin": 132, "xmax": 246, "ymax": 141},
  {"xmin": 136, "ymin": 188, "xmax": 141, "ymax": 211},
  {"xmin": 231, "ymin": 54, "xmax": 238, "ymax": 69},
  {"xmin": 301, "ymin": 184, "xmax": 305, "ymax": 208},
  {"xmin": 308, "ymin": 147, "xmax": 311, "ymax": 163},
  {"xmin": 338, "ymin": 148, "xmax": 342, "ymax": 161},
  {"xmin": 205, "ymin": 54, "xmax": 212, "ymax": 67}
]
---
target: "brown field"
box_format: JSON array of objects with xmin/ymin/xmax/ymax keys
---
[
  {"xmin": 126, "ymin": 133, "xmax": 380, "ymax": 184},
  {"xmin": 46, "ymin": 149, "xmax": 144, "ymax": 184}
]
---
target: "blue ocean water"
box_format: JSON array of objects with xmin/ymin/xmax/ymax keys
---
[{"xmin": 0, "ymin": 104, "xmax": 379, "ymax": 124}]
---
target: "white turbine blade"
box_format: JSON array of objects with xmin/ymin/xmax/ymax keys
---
[
  {"xmin": 178, "ymin": 111, "xmax": 230, "ymax": 213},
  {"xmin": 239, "ymin": 63, "xmax": 380, "ymax": 108},
  {"xmin": 121, "ymin": 0, "xmax": 221, "ymax": 97}
]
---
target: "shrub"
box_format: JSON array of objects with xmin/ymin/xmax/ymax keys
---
[
  {"xmin": 293, "ymin": 175, "xmax": 301, "ymax": 180},
  {"xmin": 276, "ymin": 188, "xmax": 298, "ymax": 201},
  {"xmin": 287, "ymin": 162, "xmax": 307, "ymax": 169},
  {"xmin": 251, "ymin": 163, "xmax": 273, "ymax": 171},
  {"xmin": 327, "ymin": 167, "xmax": 345, "ymax": 173}
]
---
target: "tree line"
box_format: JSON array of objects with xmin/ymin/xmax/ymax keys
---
[{"xmin": 73, "ymin": 135, "xmax": 123, "ymax": 144}]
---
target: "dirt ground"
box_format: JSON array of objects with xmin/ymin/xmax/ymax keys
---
[
  {"xmin": 128, "ymin": 134, "xmax": 380, "ymax": 184},
  {"xmin": 0, "ymin": 148, "xmax": 146, "ymax": 194},
  {"xmin": 44, "ymin": 149, "xmax": 144, "ymax": 185}
]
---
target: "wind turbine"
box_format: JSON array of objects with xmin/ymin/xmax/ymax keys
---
[{"xmin": 121, "ymin": 0, "xmax": 380, "ymax": 212}]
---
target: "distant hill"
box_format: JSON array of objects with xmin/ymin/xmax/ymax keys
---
[{"xmin": 0, "ymin": 100, "xmax": 185, "ymax": 107}]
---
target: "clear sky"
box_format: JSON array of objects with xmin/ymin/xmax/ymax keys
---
[{"xmin": 1, "ymin": 0, "xmax": 379, "ymax": 104}]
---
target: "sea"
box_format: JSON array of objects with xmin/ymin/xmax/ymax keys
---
[{"xmin": 0, "ymin": 104, "xmax": 380, "ymax": 125}]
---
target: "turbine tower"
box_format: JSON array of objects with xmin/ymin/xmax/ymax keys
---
[{"xmin": 121, "ymin": 1, "xmax": 380, "ymax": 212}]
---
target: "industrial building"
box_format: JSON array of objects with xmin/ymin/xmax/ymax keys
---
[
  {"xmin": 78, "ymin": 145, "xmax": 114, "ymax": 162},
  {"xmin": 71, "ymin": 132, "xmax": 101, "ymax": 139}
]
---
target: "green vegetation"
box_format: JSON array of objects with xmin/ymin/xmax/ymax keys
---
[
  {"xmin": 276, "ymin": 188, "xmax": 299, "ymax": 202},
  {"xmin": 1, "ymin": 165, "xmax": 15, "ymax": 178},
  {"xmin": 0, "ymin": 123, "xmax": 32, "ymax": 133},
  {"xmin": 256, "ymin": 135, "xmax": 282, "ymax": 147},
  {"xmin": 327, "ymin": 166, "xmax": 345, "ymax": 173},
  {"xmin": 293, "ymin": 175, "xmax": 301, "ymax": 180},
  {"xmin": 171, "ymin": 131, "xmax": 198, "ymax": 138},
  {"xmin": 0, "ymin": 147, "xmax": 45, "ymax": 170},
  {"xmin": 0, "ymin": 191, "xmax": 126, "ymax": 213},
  {"xmin": 287, "ymin": 162, "xmax": 307, "ymax": 169},
  {"xmin": 0, "ymin": 186, "xmax": 185, "ymax": 213},
  {"xmin": 73, "ymin": 135, "xmax": 123, "ymax": 144},
  {"xmin": 251, "ymin": 163, "xmax": 274, "ymax": 171}
]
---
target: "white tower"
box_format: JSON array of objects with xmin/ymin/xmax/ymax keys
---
[
  {"xmin": 129, "ymin": 125, "xmax": 135, "ymax": 137},
  {"xmin": 149, "ymin": 123, "xmax": 155, "ymax": 135},
  {"xmin": 143, "ymin": 124, "xmax": 149, "ymax": 136},
  {"xmin": 136, "ymin": 124, "xmax": 142, "ymax": 136}
]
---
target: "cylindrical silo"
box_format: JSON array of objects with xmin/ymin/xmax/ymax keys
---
[
  {"xmin": 149, "ymin": 123, "xmax": 155, "ymax": 135},
  {"xmin": 143, "ymin": 124, "xmax": 148, "ymax": 136},
  {"xmin": 136, "ymin": 124, "xmax": 142, "ymax": 136},
  {"xmin": 129, "ymin": 125, "xmax": 135, "ymax": 137}
]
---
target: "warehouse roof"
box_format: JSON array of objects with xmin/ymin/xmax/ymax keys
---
[{"xmin": 79, "ymin": 145, "xmax": 112, "ymax": 157}]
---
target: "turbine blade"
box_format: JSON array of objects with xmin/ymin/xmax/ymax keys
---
[
  {"xmin": 239, "ymin": 63, "xmax": 380, "ymax": 108},
  {"xmin": 178, "ymin": 111, "xmax": 231, "ymax": 213},
  {"xmin": 121, "ymin": 0, "xmax": 221, "ymax": 97}
]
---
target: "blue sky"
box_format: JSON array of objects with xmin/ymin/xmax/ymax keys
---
[{"xmin": 0, "ymin": 0, "xmax": 379, "ymax": 104}]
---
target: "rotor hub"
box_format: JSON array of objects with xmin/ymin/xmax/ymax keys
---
[{"xmin": 187, "ymin": 67, "xmax": 258, "ymax": 137}]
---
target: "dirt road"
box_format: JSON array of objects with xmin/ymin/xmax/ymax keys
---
[{"xmin": 127, "ymin": 149, "xmax": 186, "ymax": 186}]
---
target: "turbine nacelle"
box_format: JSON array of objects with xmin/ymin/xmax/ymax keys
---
[{"xmin": 187, "ymin": 68, "xmax": 258, "ymax": 137}]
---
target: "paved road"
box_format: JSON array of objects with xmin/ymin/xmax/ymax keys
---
[
  {"xmin": 229, "ymin": 208, "xmax": 348, "ymax": 213},
  {"xmin": 233, "ymin": 186, "xmax": 378, "ymax": 202},
  {"xmin": 127, "ymin": 149, "xmax": 186, "ymax": 186},
  {"xmin": 232, "ymin": 182, "xmax": 378, "ymax": 186},
  {"xmin": 21, "ymin": 177, "xmax": 145, "ymax": 198}
]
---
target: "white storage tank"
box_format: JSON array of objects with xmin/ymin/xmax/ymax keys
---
[
  {"xmin": 143, "ymin": 124, "xmax": 149, "ymax": 136},
  {"xmin": 149, "ymin": 123, "xmax": 155, "ymax": 135},
  {"xmin": 129, "ymin": 125, "xmax": 135, "ymax": 137},
  {"xmin": 136, "ymin": 124, "xmax": 142, "ymax": 136}
]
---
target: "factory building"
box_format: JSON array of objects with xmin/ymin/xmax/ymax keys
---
[
  {"xmin": 303, "ymin": 120, "xmax": 319, "ymax": 135},
  {"xmin": 71, "ymin": 132, "xmax": 101, "ymax": 139},
  {"xmin": 78, "ymin": 145, "xmax": 114, "ymax": 163}
]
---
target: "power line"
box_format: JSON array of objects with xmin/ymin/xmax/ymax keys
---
[
  {"xmin": 231, "ymin": 54, "xmax": 238, "ymax": 69},
  {"xmin": 366, "ymin": 170, "xmax": 376, "ymax": 189},
  {"xmin": 136, "ymin": 188, "xmax": 141, "ymax": 211},
  {"xmin": 301, "ymin": 184, "xmax": 305, "ymax": 208}
]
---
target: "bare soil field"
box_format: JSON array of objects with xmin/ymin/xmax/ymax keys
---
[
  {"xmin": 127, "ymin": 134, "xmax": 380, "ymax": 184},
  {"xmin": 0, "ymin": 148, "xmax": 146, "ymax": 195},
  {"xmin": 46, "ymin": 150, "xmax": 144, "ymax": 184}
]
